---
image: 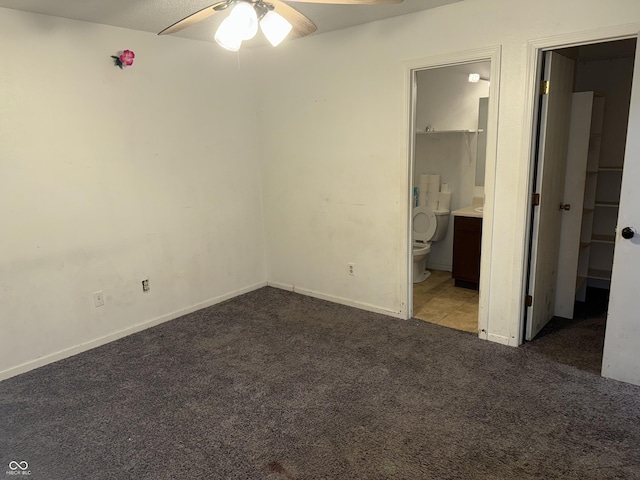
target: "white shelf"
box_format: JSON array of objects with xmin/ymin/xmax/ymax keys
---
[
  {"xmin": 560, "ymin": 92, "xmax": 613, "ymax": 313},
  {"xmin": 592, "ymin": 234, "xmax": 615, "ymax": 244},
  {"xmin": 588, "ymin": 268, "xmax": 612, "ymax": 281},
  {"xmin": 416, "ymin": 129, "xmax": 483, "ymax": 135}
]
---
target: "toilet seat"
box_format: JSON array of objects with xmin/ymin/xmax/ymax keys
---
[
  {"xmin": 413, "ymin": 242, "xmax": 431, "ymax": 255},
  {"xmin": 413, "ymin": 206, "xmax": 437, "ymax": 242}
]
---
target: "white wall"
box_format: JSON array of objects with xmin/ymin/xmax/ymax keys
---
[
  {"xmin": 416, "ymin": 62, "xmax": 491, "ymax": 133},
  {"xmin": 252, "ymin": 0, "xmax": 640, "ymax": 342},
  {"xmin": 414, "ymin": 63, "xmax": 490, "ymax": 271},
  {"xmin": 0, "ymin": 8, "xmax": 266, "ymax": 379},
  {"xmin": 3, "ymin": 0, "xmax": 640, "ymax": 383}
]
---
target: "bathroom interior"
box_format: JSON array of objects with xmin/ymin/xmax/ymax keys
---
[{"xmin": 411, "ymin": 61, "xmax": 490, "ymax": 333}]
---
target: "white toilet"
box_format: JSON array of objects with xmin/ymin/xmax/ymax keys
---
[{"xmin": 413, "ymin": 206, "xmax": 450, "ymax": 283}]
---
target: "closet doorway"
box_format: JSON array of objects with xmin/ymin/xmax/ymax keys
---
[{"xmin": 524, "ymin": 38, "xmax": 636, "ymax": 374}]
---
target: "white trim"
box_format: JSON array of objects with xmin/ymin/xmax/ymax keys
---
[
  {"xmin": 516, "ymin": 24, "xmax": 640, "ymax": 346},
  {"xmin": 403, "ymin": 46, "xmax": 502, "ymax": 340},
  {"xmin": 427, "ymin": 262, "xmax": 453, "ymax": 272},
  {"xmin": 401, "ymin": 56, "xmax": 416, "ymax": 320},
  {"xmin": 487, "ymin": 333, "xmax": 511, "ymax": 346},
  {"xmin": 478, "ymin": 50, "xmax": 502, "ymax": 343},
  {"xmin": 403, "ymin": 47, "xmax": 502, "ymax": 73},
  {"xmin": 0, "ymin": 281, "xmax": 268, "ymax": 382},
  {"xmin": 527, "ymin": 23, "xmax": 640, "ymax": 51},
  {"xmin": 267, "ymin": 281, "xmax": 404, "ymax": 319}
]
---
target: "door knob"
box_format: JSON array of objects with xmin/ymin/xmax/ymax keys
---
[{"xmin": 622, "ymin": 227, "xmax": 636, "ymax": 239}]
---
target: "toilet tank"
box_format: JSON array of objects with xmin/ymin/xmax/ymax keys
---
[{"xmin": 432, "ymin": 209, "xmax": 450, "ymax": 241}]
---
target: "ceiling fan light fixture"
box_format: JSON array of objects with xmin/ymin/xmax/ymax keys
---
[
  {"xmin": 215, "ymin": 16, "xmax": 243, "ymax": 51},
  {"xmin": 260, "ymin": 10, "xmax": 293, "ymax": 47},
  {"xmin": 229, "ymin": 1, "xmax": 259, "ymax": 41}
]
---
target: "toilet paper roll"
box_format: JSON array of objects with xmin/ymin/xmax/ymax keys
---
[
  {"xmin": 427, "ymin": 191, "xmax": 439, "ymax": 209},
  {"xmin": 427, "ymin": 174, "xmax": 441, "ymax": 193},
  {"xmin": 441, "ymin": 183, "xmax": 450, "ymax": 194},
  {"xmin": 417, "ymin": 187, "xmax": 427, "ymax": 206},
  {"xmin": 428, "ymin": 174, "xmax": 440, "ymax": 185},
  {"xmin": 419, "ymin": 173, "xmax": 431, "ymax": 184},
  {"xmin": 438, "ymin": 192, "xmax": 452, "ymax": 211}
]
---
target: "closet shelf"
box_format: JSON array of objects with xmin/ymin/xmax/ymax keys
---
[
  {"xmin": 416, "ymin": 129, "xmax": 483, "ymax": 135},
  {"xmin": 594, "ymin": 201, "xmax": 619, "ymax": 207},
  {"xmin": 562, "ymin": 91, "xmax": 611, "ymax": 309},
  {"xmin": 588, "ymin": 268, "xmax": 612, "ymax": 281},
  {"xmin": 598, "ymin": 166, "xmax": 623, "ymax": 172},
  {"xmin": 592, "ymin": 234, "xmax": 615, "ymax": 244}
]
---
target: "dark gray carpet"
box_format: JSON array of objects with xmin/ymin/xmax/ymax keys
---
[
  {"xmin": 1, "ymin": 287, "xmax": 639, "ymax": 479},
  {"xmin": 524, "ymin": 287, "xmax": 609, "ymax": 374}
]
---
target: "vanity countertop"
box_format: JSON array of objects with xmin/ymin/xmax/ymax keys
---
[{"xmin": 451, "ymin": 205, "xmax": 483, "ymax": 218}]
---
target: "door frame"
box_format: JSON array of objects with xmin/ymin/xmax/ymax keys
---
[
  {"xmin": 519, "ymin": 24, "xmax": 640, "ymax": 344},
  {"xmin": 403, "ymin": 46, "xmax": 501, "ymax": 340}
]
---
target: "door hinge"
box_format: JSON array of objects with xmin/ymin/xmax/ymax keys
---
[
  {"xmin": 540, "ymin": 80, "xmax": 550, "ymax": 95},
  {"xmin": 525, "ymin": 295, "xmax": 533, "ymax": 307},
  {"xmin": 532, "ymin": 193, "xmax": 540, "ymax": 206}
]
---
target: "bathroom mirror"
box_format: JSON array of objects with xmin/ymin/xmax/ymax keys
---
[{"xmin": 475, "ymin": 97, "xmax": 489, "ymax": 187}]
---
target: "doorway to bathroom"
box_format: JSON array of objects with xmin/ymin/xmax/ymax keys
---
[{"xmin": 406, "ymin": 50, "xmax": 500, "ymax": 338}]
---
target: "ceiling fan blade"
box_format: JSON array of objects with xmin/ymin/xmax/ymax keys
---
[
  {"xmin": 270, "ymin": 0, "xmax": 318, "ymax": 39},
  {"xmin": 158, "ymin": 1, "xmax": 229, "ymax": 35},
  {"xmin": 284, "ymin": 0, "xmax": 403, "ymax": 4}
]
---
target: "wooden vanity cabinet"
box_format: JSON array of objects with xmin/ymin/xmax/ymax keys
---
[{"xmin": 452, "ymin": 216, "xmax": 482, "ymax": 289}]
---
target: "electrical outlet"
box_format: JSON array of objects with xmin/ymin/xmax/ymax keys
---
[
  {"xmin": 142, "ymin": 279, "xmax": 150, "ymax": 292},
  {"xmin": 93, "ymin": 291, "xmax": 105, "ymax": 307},
  {"xmin": 348, "ymin": 263, "xmax": 355, "ymax": 276}
]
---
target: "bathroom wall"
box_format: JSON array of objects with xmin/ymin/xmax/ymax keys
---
[{"xmin": 414, "ymin": 63, "xmax": 490, "ymax": 271}]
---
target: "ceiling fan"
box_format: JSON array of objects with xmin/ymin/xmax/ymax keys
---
[{"xmin": 158, "ymin": 0, "xmax": 403, "ymax": 51}]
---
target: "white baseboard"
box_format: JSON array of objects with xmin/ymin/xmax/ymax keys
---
[
  {"xmin": 267, "ymin": 282, "xmax": 404, "ymax": 319},
  {"xmin": 487, "ymin": 333, "xmax": 512, "ymax": 346},
  {"xmin": 0, "ymin": 281, "xmax": 267, "ymax": 382},
  {"xmin": 427, "ymin": 262, "xmax": 452, "ymax": 272}
]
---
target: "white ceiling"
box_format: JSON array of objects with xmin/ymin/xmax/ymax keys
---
[{"xmin": 0, "ymin": 0, "xmax": 464, "ymax": 43}]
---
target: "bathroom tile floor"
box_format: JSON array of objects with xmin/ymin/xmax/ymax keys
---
[{"xmin": 413, "ymin": 269, "xmax": 479, "ymax": 334}]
